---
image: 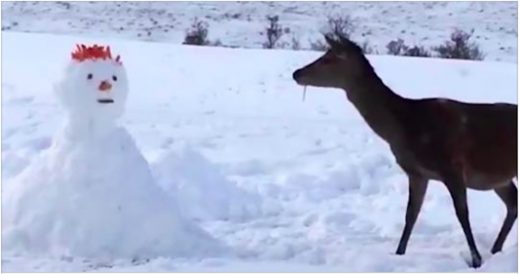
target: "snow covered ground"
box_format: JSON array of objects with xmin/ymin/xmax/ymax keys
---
[
  {"xmin": 1, "ymin": 1, "xmax": 517, "ymax": 62},
  {"xmin": 1, "ymin": 31, "xmax": 517, "ymax": 272}
]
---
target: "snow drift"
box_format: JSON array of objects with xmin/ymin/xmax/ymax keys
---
[{"xmin": 153, "ymin": 145, "xmax": 262, "ymax": 222}]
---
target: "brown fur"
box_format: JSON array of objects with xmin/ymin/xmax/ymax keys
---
[{"xmin": 292, "ymin": 34, "xmax": 517, "ymax": 268}]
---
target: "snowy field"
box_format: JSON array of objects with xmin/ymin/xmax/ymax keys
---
[
  {"xmin": 1, "ymin": 30, "xmax": 518, "ymax": 272},
  {"xmin": 1, "ymin": 1, "xmax": 518, "ymax": 62}
]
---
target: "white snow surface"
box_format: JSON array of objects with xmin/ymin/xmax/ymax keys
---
[
  {"xmin": 1, "ymin": 1, "xmax": 517, "ymax": 62},
  {"xmin": 1, "ymin": 32, "xmax": 518, "ymax": 272}
]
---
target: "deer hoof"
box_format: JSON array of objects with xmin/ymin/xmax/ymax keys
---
[
  {"xmin": 470, "ymin": 254, "xmax": 482, "ymax": 268},
  {"xmin": 491, "ymin": 245, "xmax": 502, "ymax": 254},
  {"xmin": 395, "ymin": 248, "xmax": 406, "ymax": 255}
]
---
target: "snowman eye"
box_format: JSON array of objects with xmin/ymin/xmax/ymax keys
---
[
  {"xmin": 112, "ymin": 75, "xmax": 118, "ymax": 81},
  {"xmin": 87, "ymin": 73, "xmax": 93, "ymax": 80}
]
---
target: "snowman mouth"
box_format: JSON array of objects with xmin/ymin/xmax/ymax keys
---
[{"xmin": 97, "ymin": 99, "xmax": 114, "ymax": 104}]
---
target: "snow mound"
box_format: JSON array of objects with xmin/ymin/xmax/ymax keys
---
[
  {"xmin": 153, "ymin": 145, "xmax": 262, "ymax": 222},
  {"xmin": 2, "ymin": 126, "xmax": 225, "ymax": 260}
]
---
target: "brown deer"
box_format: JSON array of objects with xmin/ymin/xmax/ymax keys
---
[{"xmin": 292, "ymin": 34, "xmax": 517, "ymax": 268}]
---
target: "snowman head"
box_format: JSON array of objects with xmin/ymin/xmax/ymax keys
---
[{"xmin": 56, "ymin": 44, "xmax": 129, "ymax": 123}]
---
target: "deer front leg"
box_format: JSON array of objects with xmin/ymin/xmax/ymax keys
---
[
  {"xmin": 444, "ymin": 173, "xmax": 482, "ymax": 268},
  {"xmin": 396, "ymin": 175, "xmax": 428, "ymax": 255},
  {"xmin": 491, "ymin": 181, "xmax": 517, "ymax": 254}
]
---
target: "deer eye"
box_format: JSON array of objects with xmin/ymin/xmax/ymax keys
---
[
  {"xmin": 112, "ymin": 75, "xmax": 118, "ymax": 81},
  {"xmin": 87, "ymin": 73, "xmax": 93, "ymax": 80}
]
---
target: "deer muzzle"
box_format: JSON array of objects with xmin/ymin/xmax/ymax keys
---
[{"xmin": 293, "ymin": 68, "xmax": 308, "ymax": 86}]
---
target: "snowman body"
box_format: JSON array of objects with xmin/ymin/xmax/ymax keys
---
[{"xmin": 2, "ymin": 45, "xmax": 222, "ymax": 259}]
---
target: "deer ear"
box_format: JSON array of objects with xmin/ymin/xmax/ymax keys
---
[
  {"xmin": 328, "ymin": 47, "xmax": 348, "ymax": 60},
  {"xmin": 337, "ymin": 35, "xmax": 362, "ymax": 53},
  {"xmin": 324, "ymin": 34, "xmax": 340, "ymax": 50}
]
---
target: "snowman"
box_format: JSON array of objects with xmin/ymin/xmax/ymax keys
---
[{"xmin": 2, "ymin": 44, "xmax": 224, "ymax": 261}]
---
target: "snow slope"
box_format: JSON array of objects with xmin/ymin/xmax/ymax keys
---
[
  {"xmin": 1, "ymin": 1, "xmax": 517, "ymax": 62},
  {"xmin": 1, "ymin": 32, "xmax": 518, "ymax": 272}
]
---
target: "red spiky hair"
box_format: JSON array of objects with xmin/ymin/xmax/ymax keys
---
[{"xmin": 71, "ymin": 44, "xmax": 122, "ymax": 64}]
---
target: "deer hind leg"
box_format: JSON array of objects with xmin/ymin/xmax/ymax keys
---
[
  {"xmin": 396, "ymin": 175, "xmax": 428, "ymax": 255},
  {"xmin": 491, "ymin": 181, "xmax": 517, "ymax": 254},
  {"xmin": 444, "ymin": 172, "xmax": 482, "ymax": 268}
]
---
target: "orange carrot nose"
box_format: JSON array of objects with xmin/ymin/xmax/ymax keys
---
[{"xmin": 98, "ymin": 81, "xmax": 112, "ymax": 92}]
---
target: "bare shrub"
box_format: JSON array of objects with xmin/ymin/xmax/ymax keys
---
[
  {"xmin": 56, "ymin": 1, "xmax": 71, "ymax": 9},
  {"xmin": 263, "ymin": 15, "xmax": 283, "ymax": 49},
  {"xmin": 361, "ymin": 40, "xmax": 378, "ymax": 54},
  {"xmin": 325, "ymin": 14, "xmax": 356, "ymax": 39},
  {"xmin": 405, "ymin": 45, "xmax": 431, "ymax": 57},
  {"xmin": 387, "ymin": 38, "xmax": 407, "ymax": 55},
  {"xmin": 183, "ymin": 18, "xmax": 210, "ymax": 46},
  {"xmin": 432, "ymin": 29, "xmax": 484, "ymax": 60},
  {"xmin": 211, "ymin": 39, "xmax": 223, "ymax": 47},
  {"xmin": 309, "ymin": 14, "xmax": 357, "ymax": 51},
  {"xmin": 386, "ymin": 38, "xmax": 431, "ymax": 57},
  {"xmin": 309, "ymin": 38, "xmax": 328, "ymax": 51},
  {"xmin": 291, "ymin": 35, "xmax": 301, "ymax": 50}
]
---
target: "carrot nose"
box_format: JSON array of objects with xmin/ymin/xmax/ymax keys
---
[{"xmin": 98, "ymin": 81, "xmax": 112, "ymax": 92}]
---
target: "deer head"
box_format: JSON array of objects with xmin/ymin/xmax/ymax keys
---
[{"xmin": 292, "ymin": 34, "xmax": 374, "ymax": 90}]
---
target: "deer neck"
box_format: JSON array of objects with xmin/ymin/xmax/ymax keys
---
[{"xmin": 342, "ymin": 73, "xmax": 405, "ymax": 143}]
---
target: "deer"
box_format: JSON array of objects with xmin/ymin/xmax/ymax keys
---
[{"xmin": 292, "ymin": 34, "xmax": 517, "ymax": 268}]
